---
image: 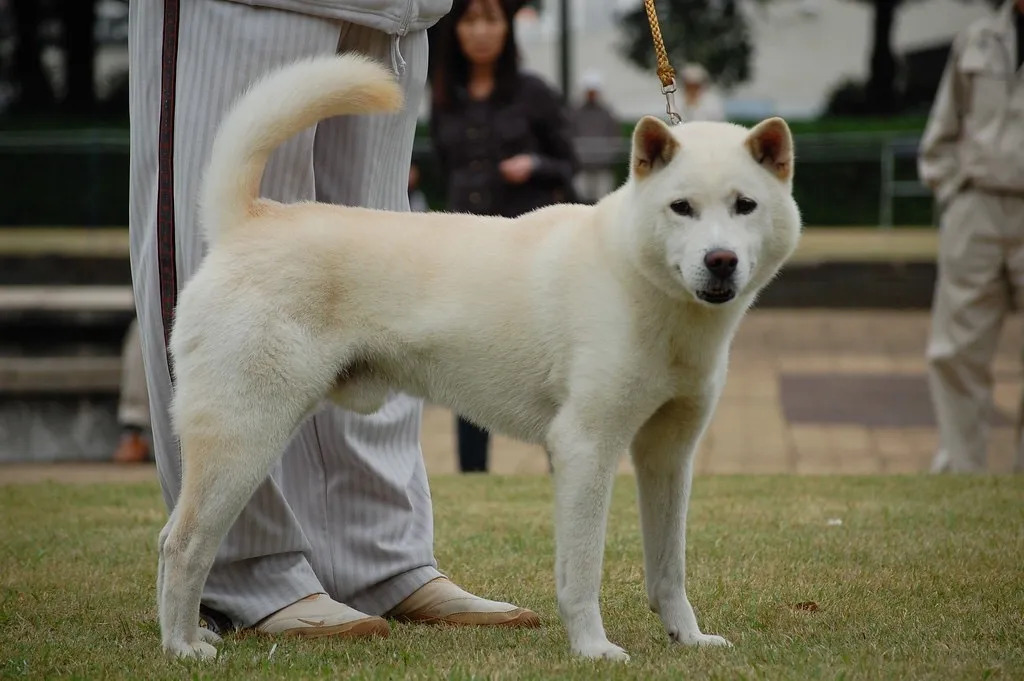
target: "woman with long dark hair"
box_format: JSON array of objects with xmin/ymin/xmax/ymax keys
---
[{"xmin": 428, "ymin": 0, "xmax": 577, "ymax": 473}]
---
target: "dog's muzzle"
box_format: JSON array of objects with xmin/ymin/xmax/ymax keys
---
[{"xmin": 697, "ymin": 249, "xmax": 738, "ymax": 304}]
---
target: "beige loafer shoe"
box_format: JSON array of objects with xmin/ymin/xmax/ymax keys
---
[
  {"xmin": 387, "ymin": 577, "xmax": 540, "ymax": 627},
  {"xmin": 255, "ymin": 593, "xmax": 390, "ymax": 638}
]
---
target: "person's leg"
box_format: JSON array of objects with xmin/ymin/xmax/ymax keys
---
[
  {"xmin": 573, "ymin": 170, "xmax": 589, "ymax": 204},
  {"xmin": 457, "ymin": 417, "xmax": 490, "ymax": 473},
  {"xmin": 257, "ymin": 25, "xmax": 439, "ymax": 618},
  {"xmin": 1016, "ymin": 346, "xmax": 1024, "ymax": 473},
  {"xmin": 130, "ymin": 0, "xmax": 342, "ymax": 627},
  {"xmin": 287, "ymin": 26, "xmax": 531, "ymax": 624},
  {"xmin": 999, "ymin": 194, "xmax": 1024, "ymax": 473},
  {"xmin": 926, "ymin": 189, "xmax": 1009, "ymax": 472},
  {"xmin": 113, "ymin": 317, "xmax": 151, "ymax": 463},
  {"xmin": 596, "ymin": 169, "xmax": 616, "ymax": 199},
  {"xmin": 574, "ymin": 168, "xmax": 599, "ymax": 204}
]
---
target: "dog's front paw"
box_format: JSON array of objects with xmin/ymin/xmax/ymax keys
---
[
  {"xmin": 670, "ymin": 630, "xmax": 732, "ymax": 648},
  {"xmin": 573, "ymin": 639, "xmax": 631, "ymax": 662},
  {"xmin": 164, "ymin": 639, "xmax": 218, "ymax": 660}
]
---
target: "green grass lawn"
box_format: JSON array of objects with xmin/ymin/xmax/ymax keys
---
[{"xmin": 1, "ymin": 475, "xmax": 1022, "ymax": 680}]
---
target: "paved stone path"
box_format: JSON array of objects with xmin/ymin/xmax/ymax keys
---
[{"xmin": 3, "ymin": 308, "xmax": 1020, "ymax": 484}]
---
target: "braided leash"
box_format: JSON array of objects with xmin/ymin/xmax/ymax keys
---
[{"xmin": 643, "ymin": 0, "xmax": 682, "ymax": 125}]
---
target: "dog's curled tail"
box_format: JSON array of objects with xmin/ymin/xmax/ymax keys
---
[{"xmin": 200, "ymin": 54, "xmax": 402, "ymax": 243}]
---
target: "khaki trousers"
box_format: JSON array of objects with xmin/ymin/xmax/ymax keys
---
[{"xmin": 927, "ymin": 188, "xmax": 1024, "ymax": 472}]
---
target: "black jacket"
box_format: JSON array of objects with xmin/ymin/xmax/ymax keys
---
[{"xmin": 430, "ymin": 74, "xmax": 578, "ymax": 218}]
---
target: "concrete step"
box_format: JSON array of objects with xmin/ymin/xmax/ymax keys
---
[
  {"xmin": 0, "ymin": 393, "xmax": 121, "ymax": 463},
  {"xmin": 0, "ymin": 355, "xmax": 124, "ymax": 463},
  {"xmin": 0, "ymin": 228, "xmax": 131, "ymax": 285},
  {"xmin": 0, "ymin": 356, "xmax": 121, "ymax": 394},
  {"xmin": 0, "ymin": 286, "xmax": 134, "ymax": 357},
  {"xmin": 0, "ymin": 285, "xmax": 133, "ymax": 313},
  {"xmin": 0, "ymin": 285, "xmax": 134, "ymax": 333}
]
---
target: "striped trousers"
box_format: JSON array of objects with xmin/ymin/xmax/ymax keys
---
[{"xmin": 128, "ymin": 0, "xmax": 440, "ymax": 627}]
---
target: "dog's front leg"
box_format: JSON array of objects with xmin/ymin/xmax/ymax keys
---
[
  {"xmin": 631, "ymin": 398, "xmax": 731, "ymax": 648},
  {"xmin": 547, "ymin": 408, "xmax": 630, "ymax": 661}
]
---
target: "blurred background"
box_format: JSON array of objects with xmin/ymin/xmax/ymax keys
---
[{"xmin": 1, "ymin": 0, "xmax": 1020, "ymax": 476}]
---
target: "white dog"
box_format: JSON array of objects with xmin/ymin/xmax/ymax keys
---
[{"xmin": 157, "ymin": 54, "xmax": 801, "ymax": 662}]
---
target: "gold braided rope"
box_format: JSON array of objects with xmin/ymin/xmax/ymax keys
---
[{"xmin": 643, "ymin": 0, "xmax": 682, "ymax": 124}]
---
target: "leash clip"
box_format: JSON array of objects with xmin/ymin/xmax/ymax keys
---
[{"xmin": 661, "ymin": 79, "xmax": 682, "ymax": 125}]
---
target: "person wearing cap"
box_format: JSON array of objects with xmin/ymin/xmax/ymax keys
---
[
  {"xmin": 680, "ymin": 63, "xmax": 725, "ymax": 122},
  {"xmin": 571, "ymin": 70, "xmax": 622, "ymax": 204}
]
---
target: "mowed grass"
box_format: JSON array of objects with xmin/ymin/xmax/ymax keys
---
[{"xmin": 1, "ymin": 474, "xmax": 1022, "ymax": 680}]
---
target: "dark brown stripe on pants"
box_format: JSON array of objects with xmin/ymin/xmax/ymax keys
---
[{"xmin": 157, "ymin": 0, "xmax": 180, "ymax": 363}]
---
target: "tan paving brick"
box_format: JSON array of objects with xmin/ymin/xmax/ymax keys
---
[
  {"xmin": 791, "ymin": 425, "xmax": 873, "ymax": 453},
  {"xmin": 987, "ymin": 428, "xmax": 1019, "ymax": 474},
  {"xmin": 875, "ymin": 429, "xmax": 934, "ymax": 456},
  {"xmin": 721, "ymin": 363, "xmax": 779, "ymax": 399},
  {"xmin": 701, "ymin": 459, "xmax": 750, "ymax": 475},
  {"xmin": 701, "ymin": 442, "xmax": 787, "ymax": 473},
  {"xmin": 794, "ymin": 458, "xmax": 844, "ymax": 474},
  {"xmin": 776, "ymin": 355, "xmax": 843, "ymax": 372},
  {"xmin": 834, "ymin": 354, "xmax": 903, "ymax": 373},
  {"xmin": 992, "ymin": 381, "xmax": 1021, "ymax": 417},
  {"xmin": 791, "ymin": 425, "xmax": 876, "ymax": 474},
  {"xmin": 879, "ymin": 451, "xmax": 931, "ymax": 474},
  {"xmin": 778, "ymin": 355, "xmax": 925, "ymax": 375},
  {"xmin": 887, "ymin": 356, "xmax": 930, "ymax": 373},
  {"xmin": 837, "ymin": 453, "xmax": 884, "ymax": 474}
]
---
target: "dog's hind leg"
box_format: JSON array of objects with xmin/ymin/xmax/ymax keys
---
[
  {"xmin": 631, "ymin": 398, "xmax": 731, "ymax": 648},
  {"xmin": 158, "ymin": 357, "xmax": 333, "ymax": 659},
  {"xmin": 157, "ymin": 510, "xmax": 223, "ymax": 655},
  {"xmin": 158, "ymin": 426, "xmax": 289, "ymax": 659}
]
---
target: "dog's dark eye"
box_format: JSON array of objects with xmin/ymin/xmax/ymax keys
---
[
  {"xmin": 735, "ymin": 196, "xmax": 757, "ymax": 215},
  {"xmin": 670, "ymin": 200, "xmax": 694, "ymax": 217}
]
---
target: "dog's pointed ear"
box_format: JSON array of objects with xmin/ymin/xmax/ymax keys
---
[
  {"xmin": 746, "ymin": 117, "xmax": 794, "ymax": 182},
  {"xmin": 631, "ymin": 116, "xmax": 679, "ymax": 179}
]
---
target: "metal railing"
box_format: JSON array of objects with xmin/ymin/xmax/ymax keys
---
[
  {"xmin": 0, "ymin": 128, "xmax": 934, "ymax": 228},
  {"xmin": 790, "ymin": 132, "xmax": 933, "ymax": 227}
]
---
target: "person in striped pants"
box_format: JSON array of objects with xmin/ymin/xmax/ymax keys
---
[{"xmin": 128, "ymin": 0, "xmax": 538, "ymax": 637}]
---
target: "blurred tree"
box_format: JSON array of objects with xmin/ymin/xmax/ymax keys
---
[
  {"xmin": 863, "ymin": 0, "xmax": 901, "ymax": 114},
  {"xmin": 833, "ymin": 0, "xmax": 1000, "ymax": 116},
  {"xmin": 6, "ymin": 0, "xmax": 100, "ymax": 115},
  {"xmin": 617, "ymin": 0, "xmax": 754, "ymax": 89},
  {"xmin": 9, "ymin": 0, "xmax": 55, "ymax": 111},
  {"xmin": 59, "ymin": 0, "xmax": 97, "ymax": 112}
]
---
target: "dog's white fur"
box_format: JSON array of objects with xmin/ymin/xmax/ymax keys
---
[{"xmin": 157, "ymin": 53, "xmax": 801, "ymax": 661}]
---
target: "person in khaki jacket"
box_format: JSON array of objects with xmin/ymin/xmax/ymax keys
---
[{"xmin": 918, "ymin": 0, "xmax": 1024, "ymax": 473}]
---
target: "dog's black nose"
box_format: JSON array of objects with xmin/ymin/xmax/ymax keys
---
[{"xmin": 704, "ymin": 249, "xmax": 738, "ymax": 278}]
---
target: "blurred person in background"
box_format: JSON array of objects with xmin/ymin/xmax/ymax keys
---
[
  {"xmin": 429, "ymin": 0, "xmax": 577, "ymax": 473},
  {"xmin": 111, "ymin": 318, "xmax": 151, "ymax": 463},
  {"xmin": 571, "ymin": 70, "xmax": 621, "ymax": 204},
  {"xmin": 918, "ymin": 0, "xmax": 1024, "ymax": 473},
  {"xmin": 409, "ymin": 161, "xmax": 430, "ymax": 212},
  {"xmin": 680, "ymin": 63, "xmax": 725, "ymax": 122}
]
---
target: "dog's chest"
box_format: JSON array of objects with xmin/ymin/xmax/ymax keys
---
[{"xmin": 658, "ymin": 336, "xmax": 729, "ymax": 398}]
